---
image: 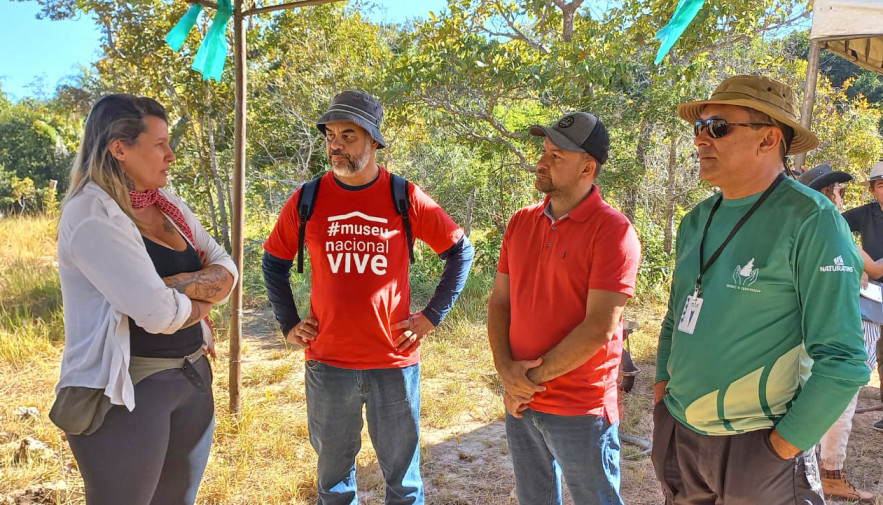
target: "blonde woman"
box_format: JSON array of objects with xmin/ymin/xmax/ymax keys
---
[{"xmin": 51, "ymin": 94, "xmax": 237, "ymax": 505}]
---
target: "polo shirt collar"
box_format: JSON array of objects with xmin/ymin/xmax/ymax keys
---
[{"xmin": 541, "ymin": 185, "xmax": 601, "ymax": 224}]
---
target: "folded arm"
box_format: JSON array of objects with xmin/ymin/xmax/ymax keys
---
[
  {"xmin": 860, "ymin": 248, "xmax": 883, "ymax": 280},
  {"xmin": 526, "ymin": 289, "xmax": 629, "ymax": 385},
  {"xmin": 164, "ymin": 265, "xmax": 233, "ymax": 303}
]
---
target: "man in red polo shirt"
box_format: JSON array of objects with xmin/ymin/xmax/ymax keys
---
[{"xmin": 487, "ymin": 112, "xmax": 641, "ymax": 505}]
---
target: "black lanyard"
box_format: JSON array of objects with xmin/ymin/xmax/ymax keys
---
[{"xmin": 696, "ymin": 173, "xmax": 785, "ymax": 296}]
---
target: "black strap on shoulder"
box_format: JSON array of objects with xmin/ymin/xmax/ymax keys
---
[
  {"xmin": 296, "ymin": 176, "xmax": 322, "ymax": 273},
  {"xmin": 390, "ymin": 173, "xmax": 415, "ymax": 264}
]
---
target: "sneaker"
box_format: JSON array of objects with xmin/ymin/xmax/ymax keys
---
[
  {"xmin": 874, "ymin": 418, "xmax": 883, "ymax": 432},
  {"xmin": 820, "ymin": 469, "xmax": 876, "ymax": 503}
]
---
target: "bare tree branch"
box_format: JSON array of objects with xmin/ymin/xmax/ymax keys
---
[
  {"xmin": 245, "ymin": 0, "xmax": 344, "ymax": 16},
  {"xmin": 466, "ymin": 131, "xmax": 534, "ymax": 170},
  {"xmin": 673, "ymin": 10, "xmax": 811, "ymax": 65},
  {"xmin": 538, "ymin": 0, "xmax": 584, "ymax": 42},
  {"xmin": 422, "ymin": 94, "xmax": 527, "ymax": 142},
  {"xmin": 186, "ymin": 0, "xmax": 220, "ymax": 10},
  {"xmin": 481, "ymin": 1, "xmax": 549, "ymax": 54},
  {"xmin": 418, "ymin": 88, "xmax": 534, "ymax": 171}
]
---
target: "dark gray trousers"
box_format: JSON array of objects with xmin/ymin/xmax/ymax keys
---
[
  {"xmin": 67, "ymin": 357, "xmax": 214, "ymax": 505},
  {"xmin": 651, "ymin": 400, "xmax": 824, "ymax": 505}
]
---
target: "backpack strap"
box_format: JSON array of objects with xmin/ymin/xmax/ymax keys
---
[
  {"xmin": 390, "ymin": 173, "xmax": 415, "ymax": 264},
  {"xmin": 296, "ymin": 176, "xmax": 322, "ymax": 273}
]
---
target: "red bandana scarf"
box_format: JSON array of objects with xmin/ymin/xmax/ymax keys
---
[
  {"xmin": 129, "ymin": 189, "xmax": 203, "ymax": 258},
  {"xmin": 129, "ymin": 188, "xmax": 214, "ymax": 337}
]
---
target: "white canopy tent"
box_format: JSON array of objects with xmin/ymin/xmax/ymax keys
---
[
  {"xmin": 810, "ymin": 0, "xmax": 883, "ymax": 75},
  {"xmin": 796, "ymin": 0, "xmax": 883, "ymax": 168}
]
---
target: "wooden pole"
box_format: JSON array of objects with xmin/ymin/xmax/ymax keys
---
[
  {"xmin": 794, "ymin": 40, "xmax": 821, "ymax": 171},
  {"xmin": 229, "ymin": 0, "xmax": 247, "ymax": 414},
  {"xmin": 180, "ymin": 0, "xmax": 345, "ymax": 414}
]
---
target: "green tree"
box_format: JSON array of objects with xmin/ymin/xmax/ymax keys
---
[
  {"xmin": 11, "ymin": 176, "xmax": 37, "ymax": 215},
  {"xmin": 0, "ymin": 100, "xmax": 73, "ymax": 191}
]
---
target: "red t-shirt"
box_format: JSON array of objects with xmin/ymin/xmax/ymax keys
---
[
  {"xmin": 264, "ymin": 168, "xmax": 463, "ymax": 369},
  {"xmin": 498, "ymin": 186, "xmax": 641, "ymax": 421}
]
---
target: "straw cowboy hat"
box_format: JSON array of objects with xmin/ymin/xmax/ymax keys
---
[{"xmin": 677, "ymin": 75, "xmax": 819, "ymax": 155}]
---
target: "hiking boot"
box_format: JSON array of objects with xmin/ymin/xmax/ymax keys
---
[
  {"xmin": 820, "ymin": 469, "xmax": 876, "ymax": 503},
  {"xmin": 873, "ymin": 418, "xmax": 883, "ymax": 432}
]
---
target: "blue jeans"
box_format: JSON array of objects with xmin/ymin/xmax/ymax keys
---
[
  {"xmin": 305, "ymin": 361, "xmax": 423, "ymax": 505},
  {"xmin": 505, "ymin": 410, "xmax": 625, "ymax": 505}
]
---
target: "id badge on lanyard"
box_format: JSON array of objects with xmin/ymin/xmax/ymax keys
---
[
  {"xmin": 682, "ymin": 173, "xmax": 784, "ymax": 335},
  {"xmin": 677, "ymin": 288, "xmax": 703, "ymax": 335}
]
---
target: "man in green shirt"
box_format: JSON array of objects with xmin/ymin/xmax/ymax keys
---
[{"xmin": 653, "ymin": 75, "xmax": 870, "ymax": 505}]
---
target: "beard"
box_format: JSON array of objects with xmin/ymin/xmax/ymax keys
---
[
  {"xmin": 534, "ymin": 174, "xmax": 556, "ymax": 195},
  {"xmin": 329, "ymin": 148, "xmax": 371, "ymax": 175}
]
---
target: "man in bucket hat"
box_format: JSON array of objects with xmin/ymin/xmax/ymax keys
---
[
  {"xmin": 843, "ymin": 160, "xmax": 883, "ymax": 437},
  {"xmin": 653, "ymin": 75, "xmax": 869, "ymax": 504},
  {"xmin": 262, "ymin": 90, "xmax": 474, "ymax": 504},
  {"xmin": 488, "ymin": 111, "xmax": 641, "ymax": 505}
]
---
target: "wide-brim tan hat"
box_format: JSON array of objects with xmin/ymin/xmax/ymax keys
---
[{"xmin": 677, "ymin": 75, "xmax": 819, "ymax": 155}]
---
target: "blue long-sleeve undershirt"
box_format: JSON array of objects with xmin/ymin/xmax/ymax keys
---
[{"xmin": 262, "ymin": 235, "xmax": 474, "ymax": 336}]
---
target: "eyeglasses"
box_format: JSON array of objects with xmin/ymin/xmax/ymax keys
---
[
  {"xmin": 822, "ymin": 184, "xmax": 845, "ymax": 196},
  {"xmin": 693, "ymin": 119, "xmax": 775, "ymax": 139}
]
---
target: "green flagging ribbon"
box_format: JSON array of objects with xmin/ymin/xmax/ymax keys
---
[
  {"xmin": 165, "ymin": 0, "xmax": 233, "ymax": 82},
  {"xmin": 654, "ymin": 0, "xmax": 706, "ymax": 64}
]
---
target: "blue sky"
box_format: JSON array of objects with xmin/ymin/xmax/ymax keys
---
[{"xmin": 0, "ymin": 0, "xmax": 448, "ymax": 102}]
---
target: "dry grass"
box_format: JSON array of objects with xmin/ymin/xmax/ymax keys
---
[{"xmin": 2, "ymin": 216, "xmax": 881, "ymax": 505}]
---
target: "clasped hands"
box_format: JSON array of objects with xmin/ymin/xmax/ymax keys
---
[
  {"xmin": 286, "ymin": 312, "xmax": 435, "ymax": 353},
  {"xmin": 498, "ymin": 358, "xmax": 545, "ymax": 418}
]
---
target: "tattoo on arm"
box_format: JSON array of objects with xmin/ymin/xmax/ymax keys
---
[
  {"xmin": 183, "ymin": 300, "xmax": 207, "ymax": 328},
  {"xmin": 165, "ymin": 265, "xmax": 232, "ymax": 302}
]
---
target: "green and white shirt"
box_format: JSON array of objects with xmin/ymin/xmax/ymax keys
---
[{"xmin": 657, "ymin": 177, "xmax": 870, "ymax": 450}]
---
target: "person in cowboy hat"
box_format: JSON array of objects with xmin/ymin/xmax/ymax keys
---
[
  {"xmin": 653, "ymin": 75, "xmax": 870, "ymax": 505},
  {"xmin": 798, "ymin": 164, "xmax": 876, "ymax": 503},
  {"xmin": 842, "ymin": 160, "xmax": 883, "ymax": 437},
  {"xmin": 262, "ymin": 90, "xmax": 474, "ymax": 504},
  {"xmin": 798, "ymin": 163, "xmax": 853, "ymax": 209}
]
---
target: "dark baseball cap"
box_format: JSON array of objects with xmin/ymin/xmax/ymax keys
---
[
  {"xmin": 316, "ymin": 90, "xmax": 386, "ymax": 148},
  {"xmin": 529, "ymin": 112, "xmax": 610, "ymax": 166}
]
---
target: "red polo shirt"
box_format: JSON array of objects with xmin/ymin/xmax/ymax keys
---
[{"xmin": 498, "ymin": 186, "xmax": 641, "ymax": 421}]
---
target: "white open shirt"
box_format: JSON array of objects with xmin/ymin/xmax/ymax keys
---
[{"xmin": 56, "ymin": 182, "xmax": 238, "ymax": 410}]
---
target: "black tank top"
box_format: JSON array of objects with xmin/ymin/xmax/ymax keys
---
[{"xmin": 129, "ymin": 236, "xmax": 203, "ymax": 358}]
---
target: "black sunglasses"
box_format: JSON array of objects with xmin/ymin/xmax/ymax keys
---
[{"xmin": 693, "ymin": 118, "xmax": 775, "ymax": 139}]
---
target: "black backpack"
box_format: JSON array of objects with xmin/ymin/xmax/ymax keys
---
[{"xmin": 295, "ymin": 173, "xmax": 415, "ymax": 273}]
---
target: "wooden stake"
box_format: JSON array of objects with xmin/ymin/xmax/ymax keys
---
[
  {"xmin": 794, "ymin": 40, "xmax": 821, "ymax": 171},
  {"xmin": 180, "ymin": 0, "xmax": 345, "ymax": 414},
  {"xmin": 229, "ymin": 0, "xmax": 247, "ymax": 414}
]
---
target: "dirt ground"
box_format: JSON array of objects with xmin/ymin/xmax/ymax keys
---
[
  {"xmin": 406, "ymin": 378, "xmax": 883, "ymax": 505},
  {"xmin": 241, "ymin": 312, "xmax": 883, "ymax": 505},
  {"xmin": 3, "ymin": 310, "xmax": 880, "ymax": 505}
]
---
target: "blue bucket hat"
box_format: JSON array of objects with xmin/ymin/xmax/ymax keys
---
[{"xmin": 316, "ymin": 90, "xmax": 386, "ymax": 149}]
